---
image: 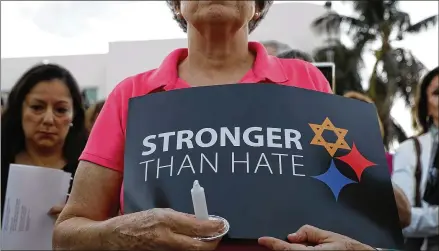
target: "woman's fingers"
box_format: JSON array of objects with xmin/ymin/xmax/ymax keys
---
[
  {"xmin": 287, "ymin": 232, "xmax": 307, "ymax": 243},
  {"xmin": 258, "ymin": 237, "xmax": 290, "ymax": 250},
  {"xmin": 168, "ymin": 232, "xmax": 221, "ymax": 251},
  {"xmin": 48, "ymin": 204, "xmax": 65, "ymax": 216},
  {"xmin": 258, "ymin": 236, "xmax": 310, "ymax": 251},
  {"xmin": 293, "ymin": 225, "xmax": 331, "ymax": 244},
  {"xmin": 166, "ymin": 210, "xmax": 224, "ymax": 237}
]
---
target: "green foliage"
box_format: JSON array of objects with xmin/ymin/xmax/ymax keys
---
[{"xmin": 312, "ymin": 0, "xmax": 437, "ymax": 149}]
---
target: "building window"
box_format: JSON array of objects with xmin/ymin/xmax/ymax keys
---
[
  {"xmin": 82, "ymin": 87, "xmax": 98, "ymax": 104},
  {"xmin": 1, "ymin": 91, "xmax": 9, "ymax": 104}
]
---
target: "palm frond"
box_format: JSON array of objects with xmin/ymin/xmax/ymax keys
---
[
  {"xmin": 312, "ymin": 12, "xmax": 365, "ymax": 35},
  {"xmin": 380, "ymin": 48, "xmax": 426, "ymax": 106},
  {"xmin": 352, "ymin": 31, "xmax": 376, "ymax": 56},
  {"xmin": 351, "ymin": 1, "xmax": 385, "ymax": 25},
  {"xmin": 391, "ymin": 11, "xmax": 411, "ymax": 39},
  {"xmin": 406, "ymin": 15, "xmax": 438, "ymax": 33},
  {"xmin": 384, "ymin": 0, "xmax": 400, "ymax": 9}
]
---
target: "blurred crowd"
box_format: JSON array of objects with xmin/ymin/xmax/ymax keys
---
[{"xmin": 1, "ymin": 40, "xmax": 438, "ymax": 250}]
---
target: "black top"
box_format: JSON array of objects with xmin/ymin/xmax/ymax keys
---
[{"xmin": 1, "ymin": 158, "xmax": 78, "ymax": 221}]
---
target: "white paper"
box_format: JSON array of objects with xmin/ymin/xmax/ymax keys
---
[{"xmin": 1, "ymin": 164, "xmax": 72, "ymax": 250}]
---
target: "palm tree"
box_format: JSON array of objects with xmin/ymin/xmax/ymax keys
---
[
  {"xmin": 312, "ymin": 0, "xmax": 437, "ymax": 148},
  {"xmin": 313, "ymin": 39, "xmax": 364, "ymax": 96}
]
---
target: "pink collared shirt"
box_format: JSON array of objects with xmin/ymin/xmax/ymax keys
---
[{"xmin": 80, "ymin": 42, "xmax": 331, "ymax": 247}]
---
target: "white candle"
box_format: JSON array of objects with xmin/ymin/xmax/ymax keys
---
[{"xmin": 191, "ymin": 180, "xmax": 209, "ymax": 220}]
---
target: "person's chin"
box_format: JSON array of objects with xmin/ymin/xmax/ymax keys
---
[
  {"xmin": 198, "ymin": 4, "xmax": 239, "ymax": 19},
  {"xmin": 197, "ymin": 14, "xmax": 241, "ymax": 30},
  {"xmin": 35, "ymin": 140, "xmax": 57, "ymax": 149}
]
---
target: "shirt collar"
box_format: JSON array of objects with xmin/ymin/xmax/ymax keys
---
[
  {"xmin": 430, "ymin": 125, "xmax": 438, "ymax": 140},
  {"xmin": 248, "ymin": 42, "xmax": 288, "ymax": 83},
  {"xmin": 148, "ymin": 41, "xmax": 288, "ymax": 90}
]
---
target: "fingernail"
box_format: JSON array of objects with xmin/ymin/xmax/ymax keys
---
[
  {"xmin": 213, "ymin": 219, "xmax": 224, "ymax": 229},
  {"xmin": 288, "ymin": 233, "xmax": 299, "ymax": 239}
]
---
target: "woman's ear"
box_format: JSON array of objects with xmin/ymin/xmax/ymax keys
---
[
  {"xmin": 253, "ymin": 12, "xmax": 260, "ymax": 21},
  {"xmin": 253, "ymin": 3, "xmax": 261, "ymax": 20}
]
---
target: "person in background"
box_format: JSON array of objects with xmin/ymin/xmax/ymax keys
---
[
  {"xmin": 277, "ymin": 49, "xmax": 315, "ymax": 62},
  {"xmin": 81, "ymin": 90, "xmax": 90, "ymax": 110},
  {"xmin": 55, "ymin": 1, "xmax": 378, "ymax": 250},
  {"xmin": 1, "ymin": 63, "xmax": 88, "ymax": 220},
  {"xmin": 392, "ymin": 66, "xmax": 439, "ymax": 251},
  {"xmin": 85, "ymin": 100, "xmax": 105, "ymax": 133},
  {"xmin": 343, "ymin": 91, "xmax": 411, "ymax": 229},
  {"xmin": 261, "ymin": 40, "xmax": 291, "ymax": 56}
]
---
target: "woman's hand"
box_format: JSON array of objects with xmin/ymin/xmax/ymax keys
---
[
  {"xmin": 48, "ymin": 204, "xmax": 65, "ymax": 219},
  {"xmin": 258, "ymin": 225, "xmax": 375, "ymax": 250},
  {"xmin": 104, "ymin": 208, "xmax": 224, "ymax": 250}
]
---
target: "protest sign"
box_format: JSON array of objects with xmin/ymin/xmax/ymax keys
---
[{"xmin": 124, "ymin": 84, "xmax": 403, "ymax": 249}]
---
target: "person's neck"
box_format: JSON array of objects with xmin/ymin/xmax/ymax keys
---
[
  {"xmin": 20, "ymin": 143, "xmax": 65, "ymax": 169},
  {"xmin": 433, "ymin": 117, "xmax": 438, "ymax": 128},
  {"xmin": 183, "ymin": 26, "xmax": 253, "ymax": 78}
]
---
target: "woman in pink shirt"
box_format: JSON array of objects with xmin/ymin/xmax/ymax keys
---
[{"xmin": 54, "ymin": 1, "xmax": 376, "ymax": 251}]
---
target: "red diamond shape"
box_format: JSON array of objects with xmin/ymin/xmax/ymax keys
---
[{"xmin": 336, "ymin": 143, "xmax": 376, "ymax": 181}]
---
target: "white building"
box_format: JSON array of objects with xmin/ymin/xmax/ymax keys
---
[{"xmin": 1, "ymin": 2, "xmax": 332, "ymax": 102}]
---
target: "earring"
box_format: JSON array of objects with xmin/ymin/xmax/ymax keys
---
[
  {"xmin": 176, "ymin": 11, "xmax": 182, "ymax": 20},
  {"xmin": 253, "ymin": 12, "xmax": 260, "ymax": 20},
  {"xmin": 69, "ymin": 123, "xmax": 73, "ymax": 127}
]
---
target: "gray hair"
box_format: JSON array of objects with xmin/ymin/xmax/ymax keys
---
[
  {"xmin": 277, "ymin": 49, "xmax": 315, "ymax": 62},
  {"xmin": 261, "ymin": 40, "xmax": 292, "ymax": 55},
  {"xmin": 166, "ymin": 0, "xmax": 273, "ymax": 33}
]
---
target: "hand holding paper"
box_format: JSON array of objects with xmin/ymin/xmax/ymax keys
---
[
  {"xmin": 48, "ymin": 203, "xmax": 66, "ymax": 219},
  {"xmin": 1, "ymin": 164, "xmax": 72, "ymax": 250}
]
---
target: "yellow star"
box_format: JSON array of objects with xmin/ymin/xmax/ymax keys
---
[{"xmin": 309, "ymin": 117, "xmax": 351, "ymax": 156}]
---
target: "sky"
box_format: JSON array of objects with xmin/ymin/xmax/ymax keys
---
[{"xmin": 1, "ymin": 1, "xmax": 438, "ymax": 139}]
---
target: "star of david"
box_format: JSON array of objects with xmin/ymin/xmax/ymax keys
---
[{"xmin": 309, "ymin": 117, "xmax": 351, "ymax": 156}]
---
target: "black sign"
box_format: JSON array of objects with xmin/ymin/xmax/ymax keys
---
[{"xmin": 124, "ymin": 84, "xmax": 403, "ymax": 249}]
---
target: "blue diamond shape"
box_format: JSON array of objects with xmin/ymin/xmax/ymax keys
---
[{"xmin": 312, "ymin": 160, "xmax": 356, "ymax": 201}]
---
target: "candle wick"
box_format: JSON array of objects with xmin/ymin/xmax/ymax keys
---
[{"xmin": 193, "ymin": 180, "xmax": 200, "ymax": 188}]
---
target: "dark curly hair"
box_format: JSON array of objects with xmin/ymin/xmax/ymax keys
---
[
  {"xmin": 415, "ymin": 66, "xmax": 439, "ymax": 134},
  {"xmin": 166, "ymin": 0, "xmax": 273, "ymax": 33}
]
